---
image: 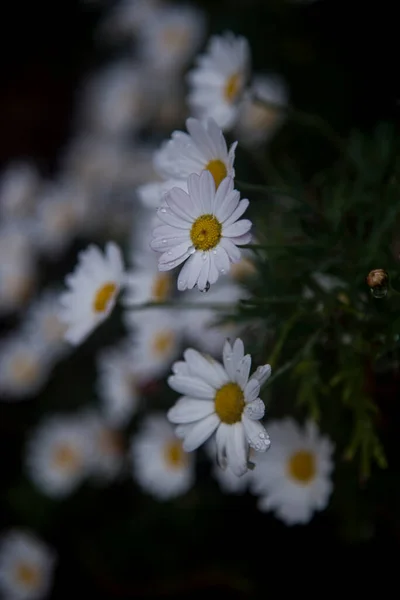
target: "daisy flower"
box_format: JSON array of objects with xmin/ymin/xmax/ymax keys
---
[
  {"xmin": 97, "ymin": 0, "xmax": 162, "ymax": 41},
  {"xmin": 0, "ymin": 260, "xmax": 37, "ymax": 316},
  {"xmin": 125, "ymin": 309, "xmax": 183, "ymax": 381},
  {"xmin": 167, "ymin": 338, "xmax": 271, "ymax": 477},
  {"xmin": 131, "ymin": 413, "xmax": 194, "ymax": 500},
  {"xmin": 151, "ymin": 170, "xmax": 252, "ymax": 292},
  {"xmin": 59, "ymin": 242, "xmax": 125, "ymax": 345},
  {"xmin": 250, "ymin": 419, "xmax": 334, "ymax": 525},
  {"xmin": 0, "ymin": 334, "xmax": 52, "ymax": 400},
  {"xmin": 82, "ymin": 410, "xmax": 125, "ymax": 482},
  {"xmin": 96, "ymin": 339, "xmax": 142, "ymax": 427},
  {"xmin": 21, "ymin": 290, "xmax": 69, "ymax": 362},
  {"xmin": 235, "ymin": 74, "xmax": 288, "ymax": 147},
  {"xmin": 26, "ymin": 415, "xmax": 91, "ymax": 498},
  {"xmin": 137, "ymin": 4, "xmax": 206, "ymax": 72},
  {"xmin": 187, "ymin": 32, "xmax": 251, "ymax": 130},
  {"xmin": 123, "ymin": 253, "xmax": 175, "ymax": 307},
  {"xmin": 0, "ymin": 162, "xmax": 40, "ymax": 222},
  {"xmin": 0, "ymin": 530, "xmax": 56, "ymax": 600}
]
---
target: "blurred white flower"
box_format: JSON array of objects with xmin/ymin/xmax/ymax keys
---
[
  {"xmin": 149, "ymin": 74, "xmax": 187, "ymax": 131},
  {"xmin": 59, "ymin": 242, "xmax": 125, "ymax": 345},
  {"xmin": 0, "ymin": 333, "xmax": 52, "ymax": 400},
  {"xmin": 26, "ymin": 415, "xmax": 91, "ymax": 498},
  {"xmin": 97, "ymin": 0, "xmax": 162, "ymax": 41},
  {"xmin": 96, "ymin": 339, "xmax": 143, "ymax": 427},
  {"xmin": 79, "ymin": 61, "xmax": 153, "ymax": 137},
  {"xmin": 130, "ymin": 413, "xmax": 194, "ymax": 500},
  {"xmin": 82, "ymin": 410, "xmax": 125, "ymax": 482},
  {"xmin": 151, "ymin": 171, "xmax": 252, "ymax": 291},
  {"xmin": 251, "ymin": 418, "xmax": 334, "ymax": 525},
  {"xmin": 0, "ymin": 530, "xmax": 56, "ymax": 600},
  {"xmin": 0, "ymin": 260, "xmax": 37, "ymax": 316},
  {"xmin": 188, "ymin": 32, "xmax": 251, "ymax": 130},
  {"xmin": 125, "ymin": 308, "xmax": 183, "ymax": 381},
  {"xmin": 0, "ymin": 162, "xmax": 40, "ymax": 222},
  {"xmin": 123, "ymin": 252, "xmax": 175, "ymax": 307},
  {"xmin": 235, "ymin": 74, "xmax": 288, "ymax": 146},
  {"xmin": 167, "ymin": 339, "xmax": 271, "ymax": 476},
  {"xmin": 136, "ymin": 4, "xmax": 206, "ymax": 72},
  {"xmin": 21, "ymin": 290, "xmax": 69, "ymax": 363}
]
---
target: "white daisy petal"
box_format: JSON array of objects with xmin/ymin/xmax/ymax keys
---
[
  {"xmin": 222, "ymin": 198, "xmax": 249, "ymax": 226},
  {"xmin": 244, "ymin": 398, "xmax": 265, "ymax": 420},
  {"xmin": 242, "ymin": 416, "xmax": 270, "ymax": 451},
  {"xmin": 250, "ymin": 364, "xmax": 272, "ymax": 387},
  {"xmin": 226, "ymin": 423, "xmax": 247, "ymax": 476},
  {"xmin": 168, "ymin": 397, "xmax": 215, "ymax": 423},
  {"xmin": 223, "ymin": 219, "xmax": 252, "ymax": 238},
  {"xmin": 244, "ymin": 378, "xmax": 260, "ymax": 403},
  {"xmin": 183, "ymin": 348, "xmax": 228, "ymax": 388},
  {"xmin": 167, "ymin": 374, "xmax": 215, "ymax": 398},
  {"xmin": 235, "ymin": 354, "xmax": 251, "ymax": 388},
  {"xmin": 182, "ymin": 413, "xmax": 220, "ymax": 451}
]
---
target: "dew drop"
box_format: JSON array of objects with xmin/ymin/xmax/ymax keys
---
[
  {"xmin": 212, "ymin": 250, "xmax": 217, "ymax": 255},
  {"xmin": 167, "ymin": 251, "xmax": 172, "ymax": 256},
  {"xmin": 370, "ymin": 287, "xmax": 387, "ymax": 298},
  {"xmin": 188, "ymin": 246, "xmax": 196, "ymax": 255},
  {"xmin": 159, "ymin": 208, "xmax": 167, "ymax": 213},
  {"xmin": 199, "ymin": 282, "xmax": 211, "ymax": 293},
  {"xmin": 178, "ymin": 279, "xmax": 186, "ymax": 288},
  {"xmin": 220, "ymin": 268, "xmax": 226, "ymax": 274},
  {"xmin": 201, "ymin": 252, "xmax": 207, "ymax": 261},
  {"xmin": 162, "ymin": 239, "xmax": 167, "ymax": 244}
]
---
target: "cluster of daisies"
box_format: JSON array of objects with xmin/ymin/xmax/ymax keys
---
[{"xmin": 0, "ymin": 1, "xmax": 331, "ymax": 598}]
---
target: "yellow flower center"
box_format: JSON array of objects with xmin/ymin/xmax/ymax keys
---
[
  {"xmin": 151, "ymin": 273, "xmax": 172, "ymax": 302},
  {"xmin": 15, "ymin": 562, "xmax": 41, "ymax": 590},
  {"xmin": 93, "ymin": 282, "xmax": 117, "ymax": 313},
  {"xmin": 11, "ymin": 356, "xmax": 39, "ymax": 385},
  {"xmin": 224, "ymin": 73, "xmax": 241, "ymax": 104},
  {"xmin": 52, "ymin": 443, "xmax": 81, "ymax": 472},
  {"xmin": 152, "ymin": 331, "xmax": 174, "ymax": 357},
  {"xmin": 214, "ymin": 382, "xmax": 245, "ymax": 424},
  {"xmin": 287, "ymin": 450, "xmax": 316, "ymax": 484},
  {"xmin": 190, "ymin": 214, "xmax": 222, "ymax": 251},
  {"xmin": 164, "ymin": 439, "xmax": 188, "ymax": 469},
  {"xmin": 205, "ymin": 159, "xmax": 228, "ymax": 189}
]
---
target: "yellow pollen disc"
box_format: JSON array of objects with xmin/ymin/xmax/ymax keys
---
[
  {"xmin": 214, "ymin": 382, "xmax": 245, "ymax": 425},
  {"xmin": 164, "ymin": 439, "xmax": 188, "ymax": 469},
  {"xmin": 224, "ymin": 73, "xmax": 241, "ymax": 104},
  {"xmin": 11, "ymin": 356, "xmax": 38, "ymax": 385},
  {"xmin": 15, "ymin": 563, "xmax": 41, "ymax": 589},
  {"xmin": 205, "ymin": 159, "xmax": 227, "ymax": 189},
  {"xmin": 287, "ymin": 450, "xmax": 316, "ymax": 484},
  {"xmin": 152, "ymin": 331, "xmax": 174, "ymax": 357},
  {"xmin": 152, "ymin": 273, "xmax": 172, "ymax": 302},
  {"xmin": 190, "ymin": 214, "xmax": 222, "ymax": 251},
  {"xmin": 52, "ymin": 444, "xmax": 81, "ymax": 472},
  {"xmin": 93, "ymin": 282, "xmax": 117, "ymax": 313}
]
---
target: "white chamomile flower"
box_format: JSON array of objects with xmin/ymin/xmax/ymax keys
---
[
  {"xmin": 82, "ymin": 411, "xmax": 125, "ymax": 482},
  {"xmin": 0, "ymin": 260, "xmax": 37, "ymax": 316},
  {"xmin": 251, "ymin": 419, "xmax": 334, "ymax": 525},
  {"xmin": 0, "ymin": 162, "xmax": 40, "ymax": 222},
  {"xmin": 235, "ymin": 74, "xmax": 288, "ymax": 147},
  {"xmin": 125, "ymin": 309, "xmax": 183, "ymax": 381},
  {"xmin": 0, "ymin": 334, "xmax": 52, "ymax": 400},
  {"xmin": 59, "ymin": 242, "xmax": 125, "ymax": 345},
  {"xmin": 0, "ymin": 530, "xmax": 56, "ymax": 600},
  {"xmin": 151, "ymin": 170, "xmax": 252, "ymax": 291},
  {"xmin": 34, "ymin": 181, "xmax": 91, "ymax": 257},
  {"xmin": 188, "ymin": 32, "xmax": 251, "ymax": 130},
  {"xmin": 130, "ymin": 413, "xmax": 194, "ymax": 500},
  {"xmin": 96, "ymin": 339, "xmax": 143, "ymax": 427},
  {"xmin": 0, "ymin": 222, "xmax": 36, "ymax": 265},
  {"xmin": 26, "ymin": 415, "xmax": 90, "ymax": 498},
  {"xmin": 22, "ymin": 290, "xmax": 69, "ymax": 362},
  {"xmin": 167, "ymin": 338, "xmax": 271, "ymax": 476},
  {"xmin": 137, "ymin": 4, "xmax": 206, "ymax": 72},
  {"xmin": 97, "ymin": 0, "xmax": 162, "ymax": 40},
  {"xmin": 79, "ymin": 61, "xmax": 152, "ymax": 137},
  {"xmin": 123, "ymin": 253, "xmax": 175, "ymax": 307}
]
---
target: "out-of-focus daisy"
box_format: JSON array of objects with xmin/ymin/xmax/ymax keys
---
[
  {"xmin": 22, "ymin": 290, "xmax": 69, "ymax": 362},
  {"xmin": 235, "ymin": 74, "xmax": 288, "ymax": 146},
  {"xmin": 0, "ymin": 334, "xmax": 52, "ymax": 400},
  {"xmin": 131, "ymin": 413, "xmax": 194, "ymax": 500},
  {"xmin": 79, "ymin": 61, "xmax": 153, "ymax": 137},
  {"xmin": 0, "ymin": 530, "xmax": 56, "ymax": 600},
  {"xmin": 251, "ymin": 419, "xmax": 334, "ymax": 525},
  {"xmin": 0, "ymin": 162, "xmax": 40, "ymax": 222},
  {"xmin": 137, "ymin": 4, "xmax": 206, "ymax": 72},
  {"xmin": 97, "ymin": 0, "xmax": 162, "ymax": 41},
  {"xmin": 179, "ymin": 281, "xmax": 244, "ymax": 356},
  {"xmin": 0, "ymin": 222, "xmax": 36, "ymax": 264},
  {"xmin": 167, "ymin": 338, "xmax": 271, "ymax": 476},
  {"xmin": 0, "ymin": 260, "xmax": 37, "ymax": 317},
  {"xmin": 125, "ymin": 309, "xmax": 183, "ymax": 381},
  {"xmin": 123, "ymin": 253, "xmax": 175, "ymax": 307},
  {"xmin": 151, "ymin": 170, "xmax": 252, "ymax": 291},
  {"xmin": 82, "ymin": 410, "xmax": 125, "ymax": 482},
  {"xmin": 150, "ymin": 75, "xmax": 187, "ymax": 132},
  {"xmin": 96, "ymin": 339, "xmax": 143, "ymax": 427},
  {"xmin": 33, "ymin": 181, "xmax": 91, "ymax": 257},
  {"xmin": 59, "ymin": 242, "xmax": 125, "ymax": 345},
  {"xmin": 26, "ymin": 415, "xmax": 90, "ymax": 498},
  {"xmin": 188, "ymin": 32, "xmax": 251, "ymax": 130}
]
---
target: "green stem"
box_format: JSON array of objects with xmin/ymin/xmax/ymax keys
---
[{"xmin": 266, "ymin": 329, "xmax": 321, "ymax": 386}]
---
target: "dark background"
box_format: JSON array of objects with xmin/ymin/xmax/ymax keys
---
[{"xmin": 1, "ymin": 0, "xmax": 399, "ymax": 597}]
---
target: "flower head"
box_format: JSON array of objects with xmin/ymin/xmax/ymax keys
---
[
  {"xmin": 167, "ymin": 338, "xmax": 271, "ymax": 476},
  {"xmin": 151, "ymin": 170, "xmax": 252, "ymax": 291},
  {"xmin": 250, "ymin": 418, "xmax": 334, "ymax": 525},
  {"xmin": 59, "ymin": 242, "xmax": 125, "ymax": 345},
  {"xmin": 187, "ymin": 32, "xmax": 251, "ymax": 130}
]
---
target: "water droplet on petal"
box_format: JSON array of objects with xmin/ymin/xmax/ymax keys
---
[
  {"xmin": 162, "ymin": 239, "xmax": 167, "ymax": 244},
  {"xmin": 199, "ymin": 282, "xmax": 211, "ymax": 293},
  {"xmin": 167, "ymin": 251, "xmax": 172, "ymax": 256},
  {"xmin": 212, "ymin": 250, "xmax": 217, "ymax": 255},
  {"xmin": 370, "ymin": 287, "xmax": 387, "ymax": 298},
  {"xmin": 160, "ymin": 208, "xmax": 167, "ymax": 213},
  {"xmin": 220, "ymin": 268, "xmax": 226, "ymax": 274}
]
